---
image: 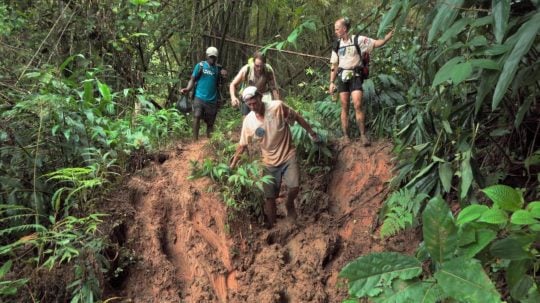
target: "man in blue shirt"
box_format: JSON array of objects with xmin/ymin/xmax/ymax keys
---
[{"xmin": 181, "ymin": 46, "xmax": 227, "ymax": 140}]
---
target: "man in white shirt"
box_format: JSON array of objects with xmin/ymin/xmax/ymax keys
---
[{"xmin": 329, "ymin": 17, "xmax": 394, "ymax": 146}]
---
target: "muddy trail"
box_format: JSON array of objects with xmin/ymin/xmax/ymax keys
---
[{"xmin": 102, "ymin": 139, "xmax": 418, "ymax": 302}]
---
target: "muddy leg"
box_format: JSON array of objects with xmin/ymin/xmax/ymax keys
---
[
  {"xmin": 339, "ymin": 92, "xmax": 351, "ymax": 139},
  {"xmin": 285, "ymin": 187, "xmax": 299, "ymax": 220},
  {"xmin": 206, "ymin": 123, "xmax": 214, "ymax": 138},
  {"xmin": 193, "ymin": 117, "xmax": 200, "ymax": 141},
  {"xmin": 264, "ymin": 198, "xmax": 277, "ymax": 228}
]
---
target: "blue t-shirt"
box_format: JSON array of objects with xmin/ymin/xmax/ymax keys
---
[{"xmin": 192, "ymin": 61, "xmax": 220, "ymax": 103}]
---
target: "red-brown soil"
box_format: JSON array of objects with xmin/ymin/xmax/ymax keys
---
[{"xmin": 102, "ymin": 139, "xmax": 419, "ymax": 302}]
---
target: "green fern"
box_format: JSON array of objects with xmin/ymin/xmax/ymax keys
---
[
  {"xmin": 44, "ymin": 166, "xmax": 106, "ymax": 214},
  {"xmin": 380, "ymin": 188, "xmax": 428, "ymax": 238},
  {"xmin": 0, "ymin": 224, "xmax": 46, "ymax": 238}
]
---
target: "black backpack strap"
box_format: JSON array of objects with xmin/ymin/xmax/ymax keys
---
[
  {"xmin": 353, "ymin": 34, "xmax": 361, "ymax": 58},
  {"xmin": 194, "ymin": 61, "xmax": 205, "ymax": 81},
  {"xmin": 333, "ymin": 36, "xmax": 361, "ymax": 56},
  {"xmin": 332, "ymin": 39, "xmax": 340, "ymax": 54}
]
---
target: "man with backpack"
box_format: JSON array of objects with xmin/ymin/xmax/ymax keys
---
[
  {"xmin": 328, "ymin": 17, "xmax": 394, "ymax": 146},
  {"xmin": 181, "ymin": 46, "xmax": 227, "ymax": 140},
  {"xmin": 229, "ymin": 51, "xmax": 280, "ymax": 116}
]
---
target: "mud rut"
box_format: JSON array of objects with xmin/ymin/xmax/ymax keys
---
[{"xmin": 105, "ymin": 139, "xmax": 417, "ymax": 302}]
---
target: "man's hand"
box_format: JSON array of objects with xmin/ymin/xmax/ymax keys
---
[
  {"xmin": 180, "ymin": 88, "xmax": 189, "ymax": 95},
  {"xmin": 328, "ymin": 83, "xmax": 336, "ymax": 96},
  {"xmin": 229, "ymin": 156, "xmax": 237, "ymax": 169},
  {"xmin": 230, "ymin": 145, "xmax": 247, "ymax": 169},
  {"xmin": 231, "ymin": 96, "xmax": 240, "ymax": 107},
  {"xmin": 220, "ymin": 69, "xmax": 228, "ymax": 78},
  {"xmin": 384, "ymin": 29, "xmax": 395, "ymax": 42}
]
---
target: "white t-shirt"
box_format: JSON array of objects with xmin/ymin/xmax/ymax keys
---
[
  {"xmin": 239, "ymin": 100, "xmax": 297, "ymax": 167},
  {"xmin": 330, "ymin": 35, "xmax": 374, "ymax": 69}
]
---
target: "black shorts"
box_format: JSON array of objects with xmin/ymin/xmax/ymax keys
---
[
  {"xmin": 193, "ymin": 97, "xmax": 218, "ymax": 126},
  {"xmin": 336, "ymin": 73, "xmax": 363, "ymax": 93}
]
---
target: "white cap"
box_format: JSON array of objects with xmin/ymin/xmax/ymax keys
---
[
  {"xmin": 206, "ymin": 46, "xmax": 218, "ymax": 57},
  {"xmin": 242, "ymin": 86, "xmax": 258, "ymax": 101}
]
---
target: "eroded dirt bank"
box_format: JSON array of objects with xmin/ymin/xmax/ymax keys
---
[{"xmin": 103, "ymin": 139, "xmax": 418, "ymax": 302}]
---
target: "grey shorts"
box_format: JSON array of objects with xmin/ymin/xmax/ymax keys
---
[
  {"xmin": 262, "ymin": 155, "xmax": 299, "ymax": 199},
  {"xmin": 193, "ymin": 97, "xmax": 217, "ymax": 126}
]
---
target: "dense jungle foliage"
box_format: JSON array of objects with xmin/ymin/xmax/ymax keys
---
[{"xmin": 1, "ymin": 0, "xmax": 539, "ymax": 302}]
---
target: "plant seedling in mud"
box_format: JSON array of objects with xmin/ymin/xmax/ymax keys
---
[{"xmin": 189, "ymin": 157, "xmax": 273, "ymax": 221}]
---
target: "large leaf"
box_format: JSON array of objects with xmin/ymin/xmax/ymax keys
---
[
  {"xmin": 483, "ymin": 43, "xmax": 512, "ymax": 56},
  {"xmin": 492, "ymin": 0, "xmax": 510, "ymax": 44},
  {"xmin": 510, "ymin": 275, "xmax": 539, "ymax": 302},
  {"xmin": 405, "ymin": 162, "xmax": 436, "ymax": 188},
  {"xmin": 378, "ymin": 0, "xmax": 402, "ymax": 37},
  {"xmin": 438, "ymin": 162, "xmax": 452, "ymax": 193},
  {"xmin": 435, "ymin": 258, "xmax": 502, "ymax": 303},
  {"xmin": 457, "ymin": 229, "xmax": 497, "ymax": 259},
  {"xmin": 373, "ymin": 279, "xmax": 444, "ymax": 303},
  {"xmin": 456, "ymin": 204, "xmax": 489, "ymax": 225},
  {"xmin": 478, "ymin": 208, "xmax": 508, "ymax": 224},
  {"xmin": 527, "ymin": 201, "xmax": 540, "ymax": 218},
  {"xmin": 511, "ymin": 210, "xmax": 539, "ymax": 225},
  {"xmin": 432, "ymin": 57, "xmax": 473, "ymax": 87},
  {"xmin": 506, "ymin": 260, "xmax": 530, "ymax": 290},
  {"xmin": 438, "ymin": 17, "xmax": 472, "ymax": 43},
  {"xmin": 490, "ymin": 237, "xmax": 532, "ymax": 260},
  {"xmin": 97, "ymin": 80, "xmax": 112, "ymax": 102},
  {"xmin": 482, "ymin": 184, "xmax": 523, "ymax": 211},
  {"xmin": 428, "ymin": 0, "xmax": 465, "ymax": 43},
  {"xmin": 492, "ymin": 11, "xmax": 540, "ymax": 110},
  {"xmin": 423, "ymin": 197, "xmax": 458, "ymax": 264},
  {"xmin": 470, "ymin": 59, "xmax": 500, "ymax": 70},
  {"xmin": 339, "ymin": 252, "xmax": 422, "ymax": 298}
]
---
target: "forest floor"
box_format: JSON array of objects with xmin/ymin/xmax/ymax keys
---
[{"xmin": 101, "ymin": 138, "xmax": 420, "ymax": 303}]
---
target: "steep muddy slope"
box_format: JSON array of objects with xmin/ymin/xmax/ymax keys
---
[{"xmin": 103, "ymin": 139, "xmax": 419, "ymax": 302}]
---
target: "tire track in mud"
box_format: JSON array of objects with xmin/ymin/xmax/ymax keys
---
[{"xmin": 109, "ymin": 140, "xmax": 419, "ymax": 302}]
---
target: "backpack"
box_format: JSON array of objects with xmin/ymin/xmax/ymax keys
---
[
  {"xmin": 194, "ymin": 61, "xmax": 223, "ymax": 87},
  {"xmin": 332, "ymin": 34, "xmax": 370, "ymax": 79}
]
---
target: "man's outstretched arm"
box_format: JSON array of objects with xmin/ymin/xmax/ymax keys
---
[
  {"xmin": 230, "ymin": 144, "xmax": 248, "ymax": 169},
  {"xmin": 373, "ymin": 29, "xmax": 395, "ymax": 48}
]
